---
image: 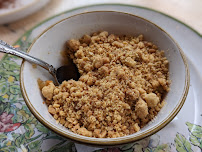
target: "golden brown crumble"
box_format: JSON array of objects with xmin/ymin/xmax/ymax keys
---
[{"xmin": 41, "ymin": 31, "xmax": 170, "ymax": 138}]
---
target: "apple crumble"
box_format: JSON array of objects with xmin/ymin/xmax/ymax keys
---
[{"xmin": 40, "ymin": 31, "xmax": 170, "ymax": 138}]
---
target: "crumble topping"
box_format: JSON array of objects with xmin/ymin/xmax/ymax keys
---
[{"xmin": 40, "ymin": 31, "xmax": 170, "ymax": 138}]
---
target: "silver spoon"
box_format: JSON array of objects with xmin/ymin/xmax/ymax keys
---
[{"xmin": 0, "ymin": 40, "xmax": 80, "ymax": 85}]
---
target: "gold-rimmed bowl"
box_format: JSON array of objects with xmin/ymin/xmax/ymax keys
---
[{"xmin": 20, "ymin": 11, "xmax": 189, "ymax": 146}]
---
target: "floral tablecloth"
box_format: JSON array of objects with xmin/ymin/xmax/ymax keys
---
[{"xmin": 0, "ymin": 4, "xmax": 202, "ymax": 152}]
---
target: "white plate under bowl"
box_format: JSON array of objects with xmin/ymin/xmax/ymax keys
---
[{"xmin": 0, "ymin": 0, "xmax": 50, "ymax": 24}]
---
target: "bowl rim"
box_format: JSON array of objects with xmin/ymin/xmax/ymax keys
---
[{"xmin": 20, "ymin": 10, "xmax": 190, "ymax": 146}]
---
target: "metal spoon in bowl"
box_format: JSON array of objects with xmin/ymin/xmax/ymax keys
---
[{"xmin": 0, "ymin": 40, "xmax": 80, "ymax": 85}]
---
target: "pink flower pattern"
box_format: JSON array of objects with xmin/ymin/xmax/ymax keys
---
[{"xmin": 0, "ymin": 112, "xmax": 21, "ymax": 132}]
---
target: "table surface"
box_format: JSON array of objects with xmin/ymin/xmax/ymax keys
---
[{"xmin": 0, "ymin": 0, "xmax": 202, "ymax": 45}]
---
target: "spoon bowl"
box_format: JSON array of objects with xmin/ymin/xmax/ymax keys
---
[
  {"xmin": 56, "ymin": 62, "xmax": 80, "ymax": 84},
  {"xmin": 0, "ymin": 40, "xmax": 79, "ymax": 85}
]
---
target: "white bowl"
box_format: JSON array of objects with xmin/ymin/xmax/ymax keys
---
[
  {"xmin": 20, "ymin": 11, "xmax": 189, "ymax": 146},
  {"xmin": 0, "ymin": 0, "xmax": 50, "ymax": 24}
]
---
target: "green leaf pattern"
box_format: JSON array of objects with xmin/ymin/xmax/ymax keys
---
[
  {"xmin": 186, "ymin": 122, "xmax": 202, "ymax": 139},
  {"xmin": 174, "ymin": 133, "xmax": 193, "ymax": 152},
  {"xmin": 45, "ymin": 142, "xmax": 74, "ymax": 152},
  {"xmin": 186, "ymin": 122, "xmax": 202, "ymax": 150},
  {"xmin": 36, "ymin": 123, "xmax": 50, "ymax": 134},
  {"xmin": 15, "ymin": 134, "xmax": 26, "ymax": 148},
  {"xmin": 189, "ymin": 134, "xmax": 201, "ymax": 148},
  {"xmin": 27, "ymin": 139, "xmax": 42, "ymax": 151}
]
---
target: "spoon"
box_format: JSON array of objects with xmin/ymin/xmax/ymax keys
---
[{"xmin": 0, "ymin": 40, "xmax": 80, "ymax": 85}]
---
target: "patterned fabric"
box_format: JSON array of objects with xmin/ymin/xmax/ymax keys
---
[{"xmin": 0, "ymin": 8, "xmax": 202, "ymax": 152}]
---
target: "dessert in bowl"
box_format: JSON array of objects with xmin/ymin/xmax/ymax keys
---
[{"xmin": 20, "ymin": 11, "xmax": 189, "ymax": 146}]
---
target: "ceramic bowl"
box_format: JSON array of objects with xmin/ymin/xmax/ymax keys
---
[
  {"xmin": 0, "ymin": 0, "xmax": 50, "ymax": 24},
  {"xmin": 20, "ymin": 11, "xmax": 189, "ymax": 146}
]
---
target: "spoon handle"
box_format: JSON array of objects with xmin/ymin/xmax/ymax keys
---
[{"xmin": 0, "ymin": 40, "xmax": 56, "ymax": 76}]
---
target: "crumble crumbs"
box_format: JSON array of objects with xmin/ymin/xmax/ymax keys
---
[{"xmin": 40, "ymin": 31, "xmax": 170, "ymax": 138}]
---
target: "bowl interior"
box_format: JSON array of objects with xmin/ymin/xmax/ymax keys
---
[{"xmin": 20, "ymin": 11, "xmax": 188, "ymax": 145}]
